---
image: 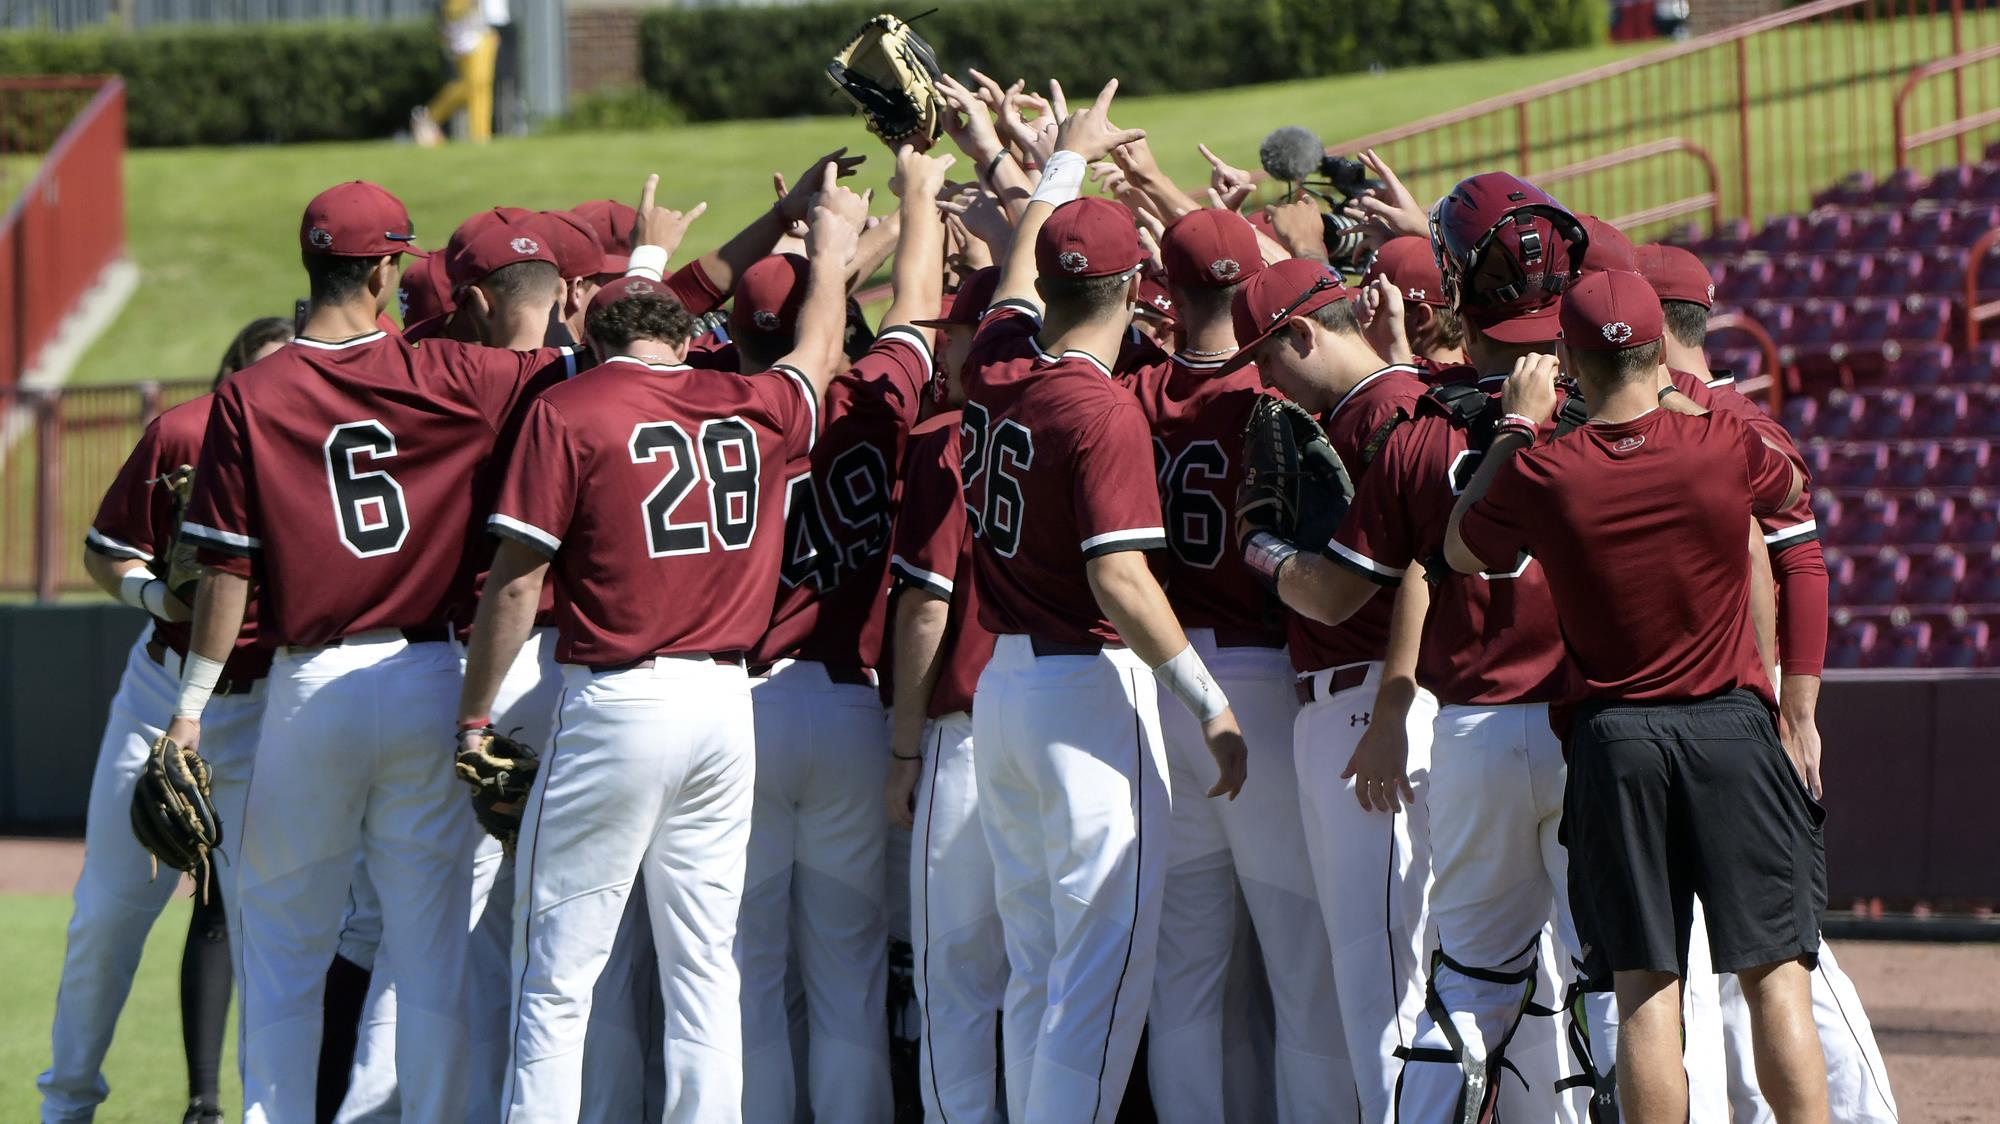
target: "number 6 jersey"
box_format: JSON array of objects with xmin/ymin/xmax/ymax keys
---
[
  {"xmin": 183, "ymin": 330, "xmax": 573, "ymax": 648},
  {"xmin": 488, "ymin": 355, "xmax": 820, "ymax": 666}
]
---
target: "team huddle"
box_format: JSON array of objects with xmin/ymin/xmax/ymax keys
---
[{"xmin": 48, "ymin": 63, "xmax": 1900, "ymax": 1124}]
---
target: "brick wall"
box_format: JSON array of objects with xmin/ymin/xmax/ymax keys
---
[
  {"xmin": 1691, "ymin": 0, "xmax": 1784, "ymax": 36},
  {"xmin": 567, "ymin": 8, "xmax": 642, "ymax": 96}
]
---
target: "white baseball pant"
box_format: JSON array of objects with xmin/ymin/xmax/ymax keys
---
[
  {"xmin": 503, "ymin": 657, "xmax": 754, "ymax": 1124},
  {"xmin": 1394, "ymin": 701, "xmax": 1590, "ymax": 1124},
  {"xmin": 1149, "ymin": 632, "xmax": 1354, "ymax": 1123},
  {"xmin": 335, "ymin": 627, "xmax": 562, "ymax": 1123},
  {"xmin": 574, "ymin": 885, "xmax": 667, "ymax": 1124},
  {"xmin": 234, "ymin": 633, "xmax": 476, "ymax": 1124},
  {"xmin": 1292, "ymin": 659, "xmax": 1438, "ymax": 1124},
  {"xmin": 38, "ymin": 635, "xmax": 264, "ymax": 1124},
  {"xmin": 739, "ymin": 659, "xmax": 893, "ymax": 1124},
  {"xmin": 974, "ymin": 635, "xmax": 1170, "ymax": 1124},
  {"xmin": 908, "ymin": 709, "xmax": 1007, "ymax": 1122}
]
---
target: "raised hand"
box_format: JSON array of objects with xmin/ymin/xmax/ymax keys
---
[
  {"xmin": 776, "ymin": 148, "xmax": 867, "ymax": 223},
  {"xmin": 1199, "ymin": 142, "xmax": 1258, "ymax": 211},
  {"xmin": 1264, "ymin": 194, "xmax": 1329, "ymax": 262},
  {"xmin": 629, "ymin": 174, "xmax": 708, "ymax": 260},
  {"xmin": 936, "ymin": 73, "xmax": 1004, "ymax": 164},
  {"xmin": 891, "ymin": 144, "xmax": 959, "ymax": 202},
  {"xmin": 1501, "ymin": 351, "xmax": 1562, "ymax": 425},
  {"xmin": 806, "ymin": 161, "xmax": 869, "ymax": 265},
  {"xmin": 1341, "ymin": 148, "xmax": 1428, "ymax": 239},
  {"xmin": 1052, "ymin": 78, "xmax": 1145, "ymax": 164}
]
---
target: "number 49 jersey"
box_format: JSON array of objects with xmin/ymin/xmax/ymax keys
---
[
  {"xmin": 184, "ymin": 331, "xmax": 573, "ymax": 648},
  {"xmin": 489, "ymin": 356, "xmax": 819, "ymax": 667}
]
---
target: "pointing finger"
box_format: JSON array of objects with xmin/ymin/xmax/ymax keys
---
[
  {"xmin": 1090, "ymin": 78, "xmax": 1119, "ymax": 117},
  {"xmin": 1048, "ymin": 79, "xmax": 1068, "ymax": 119},
  {"xmin": 637, "ymin": 173, "xmax": 659, "ymax": 214},
  {"xmin": 686, "ymin": 201, "xmax": 708, "ymax": 223}
]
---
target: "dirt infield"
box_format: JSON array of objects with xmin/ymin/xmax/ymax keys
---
[{"xmin": 3, "ymin": 837, "xmax": 1993, "ymax": 1120}]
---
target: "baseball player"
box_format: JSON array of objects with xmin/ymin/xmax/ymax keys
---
[
  {"xmin": 1362, "ymin": 235, "xmax": 1468, "ymax": 374},
  {"xmin": 454, "ymin": 172, "xmax": 865, "ymax": 1123},
  {"xmin": 728, "ymin": 145, "xmax": 953, "ymax": 1124},
  {"xmin": 1640, "ymin": 243, "xmax": 1899, "ymax": 1124},
  {"xmin": 40, "ymin": 319, "xmax": 289, "ymax": 1124},
  {"xmin": 882, "ymin": 268, "xmax": 1006, "ymax": 1117},
  {"xmin": 1445, "ymin": 269, "xmax": 1829, "ymax": 1124},
  {"xmin": 160, "ymin": 179, "xmax": 580, "ymax": 1123},
  {"xmin": 962, "ymin": 82, "xmax": 1248, "ymax": 1123},
  {"xmin": 1117, "ymin": 213, "xmax": 1353, "ymax": 1122}
]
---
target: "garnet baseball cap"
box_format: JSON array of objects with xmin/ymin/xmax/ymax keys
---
[
  {"xmin": 574, "ymin": 198, "xmax": 639, "ymax": 271},
  {"xmin": 1035, "ymin": 197, "xmax": 1144, "ymax": 280},
  {"xmin": 398, "ymin": 252, "xmax": 454, "ymax": 324},
  {"xmin": 1560, "ymin": 269, "xmax": 1664, "ymax": 352},
  {"xmin": 1363, "ymin": 235, "xmax": 1447, "ymax": 307},
  {"xmin": 730, "ymin": 253, "xmax": 809, "ymax": 337},
  {"xmin": 586, "ymin": 274, "xmax": 680, "ymax": 322},
  {"xmin": 1578, "ymin": 215, "xmax": 1638, "ymax": 275},
  {"xmin": 1464, "ymin": 294, "xmax": 1563, "ymax": 345},
  {"xmin": 1634, "ymin": 243, "xmax": 1715, "ymax": 309},
  {"xmin": 1133, "ymin": 265, "xmax": 1175, "ymax": 323},
  {"xmin": 300, "ymin": 181, "xmax": 426, "ymax": 257},
  {"xmin": 536, "ymin": 210, "xmax": 610, "ymax": 280},
  {"xmin": 1222, "ymin": 256, "xmax": 1353, "ymax": 373},
  {"xmin": 446, "ymin": 221, "xmax": 557, "ymax": 288},
  {"xmin": 914, "ymin": 266, "xmax": 1001, "ymax": 329},
  {"xmin": 1161, "ymin": 209, "xmax": 1263, "ymax": 289}
]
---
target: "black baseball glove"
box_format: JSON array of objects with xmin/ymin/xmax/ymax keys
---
[
  {"xmin": 826, "ymin": 13, "xmax": 947, "ymax": 151},
  {"xmin": 130, "ymin": 735, "xmax": 223, "ymax": 891},
  {"xmin": 455, "ymin": 727, "xmax": 540, "ymax": 852},
  {"xmin": 1236, "ymin": 394, "xmax": 1356, "ymax": 554}
]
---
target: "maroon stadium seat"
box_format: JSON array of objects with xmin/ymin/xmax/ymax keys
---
[
  {"xmin": 1959, "ymin": 545, "xmax": 2000, "ymax": 602},
  {"xmin": 1905, "ymin": 546, "xmax": 1965, "ymax": 603},
  {"xmin": 1871, "ymin": 167, "xmax": 1926, "ymax": 207},
  {"xmin": 1855, "ymin": 388, "xmax": 1914, "ymax": 440},
  {"xmin": 1698, "ymin": 218, "xmax": 1753, "ymax": 258},
  {"xmin": 1810, "ymin": 389, "xmax": 1864, "ymax": 440},
  {"xmin": 1933, "ymin": 618, "xmax": 1993, "ymax": 668},
  {"xmin": 1815, "ymin": 172, "xmax": 1876, "ymax": 210},
  {"xmin": 1851, "ymin": 212, "xmax": 1904, "ymax": 254},
  {"xmin": 1716, "ymin": 259, "xmax": 1773, "ymax": 304},
  {"xmin": 1894, "ymin": 491, "xmax": 1954, "ymax": 546},
  {"xmin": 1945, "ymin": 494, "xmax": 2000, "ymax": 547},
  {"xmin": 1769, "ymin": 257, "xmax": 1822, "ymax": 301},
  {"xmin": 1966, "ymin": 387, "xmax": 2000, "ymax": 436},
  {"xmin": 1958, "ymin": 341, "xmax": 2000, "ymax": 385},
  {"xmin": 1864, "ymin": 251, "xmax": 1923, "ymax": 299},
  {"xmin": 1917, "ymin": 247, "xmax": 1967, "ymax": 295},
  {"xmin": 1885, "ymin": 440, "xmax": 1939, "ymax": 487},
  {"xmin": 1905, "ymin": 210, "xmax": 1956, "ymax": 252},
  {"xmin": 1837, "ymin": 492, "xmax": 1898, "ymax": 546},
  {"xmin": 1751, "ymin": 216, "xmax": 1803, "ymax": 254},
  {"xmin": 1877, "ymin": 614, "xmax": 1932, "ymax": 668},
  {"xmin": 1925, "ymin": 165, "xmax": 1978, "ymax": 204},
  {"xmin": 1781, "ymin": 395, "xmax": 1818, "ymax": 438},
  {"xmin": 1893, "ymin": 296, "xmax": 1951, "ymax": 344},
  {"xmin": 1826, "ymin": 614, "xmax": 1879, "ymax": 667},
  {"xmin": 1934, "ymin": 440, "xmax": 1991, "ymax": 487},
  {"xmin": 1824, "ymin": 445, "xmax": 1888, "ymax": 488},
  {"xmin": 1882, "ymin": 340, "xmax": 1951, "ymax": 388},
  {"xmin": 1821, "ymin": 255, "xmax": 1872, "ymax": 300},
  {"xmin": 1911, "ymin": 388, "xmax": 1970, "ymax": 439},
  {"xmin": 1801, "ymin": 214, "xmax": 1852, "ymax": 255}
]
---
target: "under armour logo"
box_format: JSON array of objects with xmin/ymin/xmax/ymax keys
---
[
  {"xmin": 509, "ymin": 236, "xmax": 540, "ymax": 255},
  {"xmin": 1407, "ymin": 287, "xmax": 1426, "ymax": 301},
  {"xmin": 1151, "ymin": 294, "xmax": 1173, "ymax": 311},
  {"xmin": 1600, "ymin": 321, "xmax": 1634, "ymax": 344},
  {"xmin": 1351, "ymin": 712, "xmax": 1370, "ymax": 727},
  {"xmin": 1058, "ymin": 250, "xmax": 1090, "ymax": 274}
]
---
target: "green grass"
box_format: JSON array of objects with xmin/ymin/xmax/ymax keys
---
[
  {"xmin": 65, "ymin": 41, "xmax": 1649, "ymax": 386},
  {"xmin": 2, "ymin": 895, "xmax": 242, "ymax": 1122}
]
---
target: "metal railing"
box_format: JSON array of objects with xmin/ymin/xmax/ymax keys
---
[
  {"xmin": 1966, "ymin": 226, "xmax": 2000, "ymax": 350},
  {"xmin": 1893, "ymin": 40, "xmax": 2000, "ymax": 167},
  {"xmin": 0, "ymin": 75, "xmax": 127, "ymax": 387},
  {"xmin": 1, "ymin": 0, "xmax": 434, "ymax": 31},
  {"xmin": 1328, "ymin": 0, "xmax": 1999, "ymax": 240}
]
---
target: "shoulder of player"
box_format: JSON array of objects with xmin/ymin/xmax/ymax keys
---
[{"xmin": 150, "ymin": 391, "xmax": 216, "ymax": 446}]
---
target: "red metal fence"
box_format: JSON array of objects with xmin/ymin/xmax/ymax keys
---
[
  {"xmin": 0, "ymin": 76, "xmax": 127, "ymax": 388},
  {"xmin": 1330, "ymin": 0, "xmax": 2000, "ymax": 240},
  {"xmin": 1, "ymin": 381, "xmax": 209, "ymax": 598}
]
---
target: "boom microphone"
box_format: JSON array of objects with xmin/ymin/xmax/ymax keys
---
[{"xmin": 1259, "ymin": 125, "xmax": 1326, "ymax": 186}]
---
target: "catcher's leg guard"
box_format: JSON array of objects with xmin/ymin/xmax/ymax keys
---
[
  {"xmin": 1557, "ymin": 967, "xmax": 1622, "ymax": 1124},
  {"xmin": 1393, "ymin": 940, "xmax": 1559, "ymax": 1124}
]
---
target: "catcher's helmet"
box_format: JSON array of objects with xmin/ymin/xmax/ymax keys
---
[{"xmin": 1429, "ymin": 173, "xmax": 1589, "ymax": 317}]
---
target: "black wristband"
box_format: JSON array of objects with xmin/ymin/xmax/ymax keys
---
[
  {"xmin": 892, "ymin": 752, "xmax": 923, "ymax": 762},
  {"xmin": 983, "ymin": 150, "xmax": 1010, "ymax": 183},
  {"xmin": 1658, "ymin": 384, "xmax": 1678, "ymax": 403}
]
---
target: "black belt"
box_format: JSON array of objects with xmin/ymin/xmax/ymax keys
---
[
  {"xmin": 1294, "ymin": 664, "xmax": 1370, "ymax": 704},
  {"xmin": 320, "ymin": 624, "xmax": 456, "ymax": 647},
  {"xmin": 746, "ymin": 659, "xmax": 874, "ymax": 686},
  {"xmin": 1212, "ymin": 627, "xmax": 1286, "ymax": 649},
  {"xmin": 588, "ymin": 650, "xmax": 747, "ymax": 674},
  {"xmin": 1029, "ymin": 636, "xmax": 1128, "ymax": 658},
  {"xmin": 146, "ymin": 638, "xmax": 261, "ymax": 696}
]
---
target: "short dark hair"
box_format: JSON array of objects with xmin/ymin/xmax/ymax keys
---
[
  {"xmin": 474, "ymin": 260, "xmax": 561, "ymax": 307},
  {"xmin": 215, "ymin": 316, "xmax": 294, "ymax": 385},
  {"xmin": 1307, "ymin": 294, "xmax": 1362, "ymax": 336},
  {"xmin": 1663, "ymin": 300, "xmax": 1708, "ymax": 349},
  {"xmin": 1573, "ymin": 338, "xmax": 1665, "ymax": 385},
  {"xmin": 1430, "ymin": 304, "xmax": 1465, "ymax": 351},
  {"xmin": 302, "ymin": 252, "xmax": 385, "ymax": 304},
  {"xmin": 1167, "ymin": 281, "xmax": 1240, "ymax": 328},
  {"xmin": 586, "ymin": 293, "xmax": 696, "ymax": 353},
  {"xmin": 1038, "ymin": 271, "xmax": 1133, "ymax": 321}
]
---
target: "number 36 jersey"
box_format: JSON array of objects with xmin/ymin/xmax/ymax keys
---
[
  {"xmin": 489, "ymin": 356, "xmax": 819, "ymax": 667},
  {"xmin": 184, "ymin": 331, "xmax": 574, "ymax": 648}
]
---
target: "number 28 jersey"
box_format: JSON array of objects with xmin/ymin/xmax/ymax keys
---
[
  {"xmin": 184, "ymin": 331, "xmax": 572, "ymax": 648},
  {"xmin": 490, "ymin": 356, "xmax": 819, "ymax": 667}
]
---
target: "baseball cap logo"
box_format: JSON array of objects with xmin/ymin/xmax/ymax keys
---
[
  {"xmin": 1407, "ymin": 287, "xmax": 1426, "ymax": 301},
  {"xmin": 1601, "ymin": 321, "xmax": 1634, "ymax": 344},
  {"xmin": 626, "ymin": 279, "xmax": 655, "ymax": 295},
  {"xmin": 1151, "ymin": 294, "xmax": 1172, "ymax": 311},
  {"xmin": 1058, "ymin": 251, "xmax": 1089, "ymax": 274},
  {"xmin": 1706, "ymin": 283, "xmax": 1716, "ymax": 301},
  {"xmin": 308, "ymin": 227, "xmax": 334, "ymax": 250},
  {"xmin": 1210, "ymin": 259, "xmax": 1241, "ymax": 281},
  {"xmin": 752, "ymin": 309, "xmax": 781, "ymax": 331},
  {"xmin": 510, "ymin": 236, "xmax": 540, "ymax": 255},
  {"xmin": 1613, "ymin": 435, "xmax": 1646, "ymax": 452}
]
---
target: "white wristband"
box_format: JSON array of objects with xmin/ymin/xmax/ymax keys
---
[
  {"xmin": 1243, "ymin": 532, "xmax": 1300, "ymax": 587},
  {"xmin": 141, "ymin": 579, "xmax": 171, "ymax": 619},
  {"xmin": 1500, "ymin": 412, "xmax": 1540, "ymax": 431},
  {"xmin": 1154, "ymin": 644, "xmax": 1230, "ymax": 723},
  {"xmin": 1030, "ymin": 150, "xmax": 1087, "ymax": 209},
  {"xmin": 174, "ymin": 653, "xmax": 226, "ymax": 720},
  {"xmin": 625, "ymin": 244, "xmax": 669, "ymax": 282},
  {"xmin": 118, "ymin": 569, "xmax": 156, "ymax": 610}
]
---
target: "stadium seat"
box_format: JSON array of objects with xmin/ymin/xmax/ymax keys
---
[
  {"xmin": 1823, "ymin": 445, "xmax": 1888, "ymax": 488},
  {"xmin": 1820, "ymin": 255, "xmax": 1872, "ymax": 300},
  {"xmin": 1837, "ymin": 493, "xmax": 1897, "ymax": 546},
  {"xmin": 1932, "ymin": 618, "xmax": 1992, "ymax": 668},
  {"xmin": 1864, "ymin": 251, "xmax": 1923, "ymax": 299},
  {"xmin": 1713, "ymin": 347, "xmax": 1765, "ymax": 379},
  {"xmin": 1880, "ymin": 340, "xmax": 1951, "ymax": 388},
  {"xmin": 1697, "ymin": 218, "xmax": 1753, "ymax": 258},
  {"xmin": 1959, "ymin": 546, "xmax": 2000, "ymax": 602},
  {"xmin": 1801, "ymin": 215, "xmax": 1852, "ymax": 255},
  {"xmin": 1916, "ymin": 247, "xmax": 1967, "ymax": 296},
  {"xmin": 1911, "ymin": 388, "xmax": 1970, "ymax": 439},
  {"xmin": 1781, "ymin": 396, "xmax": 1819, "ymax": 438},
  {"xmin": 1871, "ymin": 167, "xmax": 1926, "ymax": 208},
  {"xmin": 1978, "ymin": 250, "xmax": 2000, "ymax": 297},
  {"xmin": 1934, "ymin": 440, "xmax": 1992, "ymax": 487},
  {"xmin": 1855, "ymin": 388, "xmax": 1913, "ymax": 439},
  {"xmin": 1814, "ymin": 172, "xmax": 1876, "ymax": 210},
  {"xmin": 1877, "ymin": 614, "xmax": 1932, "ymax": 668},
  {"xmin": 1850, "ymin": 212, "xmax": 1904, "ymax": 254},
  {"xmin": 1894, "ymin": 296, "xmax": 1951, "ymax": 344},
  {"xmin": 1751, "ymin": 216, "xmax": 1803, "ymax": 255},
  {"xmin": 1896, "ymin": 491, "xmax": 1954, "ymax": 545},
  {"xmin": 1717, "ymin": 259, "xmax": 1773, "ymax": 304},
  {"xmin": 1846, "ymin": 548, "xmax": 1908, "ymax": 605},
  {"xmin": 1966, "ymin": 387, "xmax": 2000, "ymax": 436},
  {"xmin": 1905, "ymin": 545, "xmax": 1965, "ymax": 603},
  {"xmin": 1885, "ymin": 440, "xmax": 1939, "ymax": 487},
  {"xmin": 1905, "ymin": 210, "xmax": 1956, "ymax": 252},
  {"xmin": 1925, "ymin": 165, "xmax": 1979, "ymax": 204},
  {"xmin": 1769, "ymin": 257, "xmax": 1824, "ymax": 301},
  {"xmin": 1826, "ymin": 614, "xmax": 1879, "ymax": 668},
  {"xmin": 1957, "ymin": 341, "xmax": 2000, "ymax": 385},
  {"xmin": 1945, "ymin": 494, "xmax": 2000, "ymax": 546},
  {"xmin": 1823, "ymin": 545, "xmax": 1850, "ymax": 604}
]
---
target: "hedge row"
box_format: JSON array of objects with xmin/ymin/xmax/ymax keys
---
[
  {"xmin": 0, "ymin": 23, "xmax": 447, "ymax": 147},
  {"xmin": 641, "ymin": 0, "xmax": 1606, "ymax": 123}
]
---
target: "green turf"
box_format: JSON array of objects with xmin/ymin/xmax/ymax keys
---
[
  {"xmin": 3, "ymin": 894, "xmax": 242, "ymax": 1122},
  {"xmin": 64, "ymin": 41, "xmax": 1649, "ymax": 387}
]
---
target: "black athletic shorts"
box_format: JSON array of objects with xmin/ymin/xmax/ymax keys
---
[{"xmin": 1565, "ymin": 689, "xmax": 1825, "ymax": 979}]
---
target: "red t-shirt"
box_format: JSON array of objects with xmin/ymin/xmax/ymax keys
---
[
  {"xmin": 87, "ymin": 394, "xmax": 270, "ymax": 681},
  {"xmin": 963, "ymin": 303, "xmax": 1167, "ymax": 646},
  {"xmin": 488, "ymin": 355, "xmax": 818, "ymax": 666},
  {"xmin": 1122, "ymin": 352, "xmax": 1282, "ymax": 635},
  {"xmin": 755, "ymin": 326, "xmax": 932, "ymax": 669},
  {"xmin": 1289, "ymin": 364, "xmax": 1427, "ymax": 672},
  {"xmin": 183, "ymin": 332, "xmax": 575, "ymax": 647},
  {"xmin": 1330, "ymin": 397, "xmax": 1572, "ymax": 707},
  {"xmin": 1458, "ymin": 407, "xmax": 1798, "ymax": 708},
  {"xmin": 890, "ymin": 415, "xmax": 996, "ymax": 718}
]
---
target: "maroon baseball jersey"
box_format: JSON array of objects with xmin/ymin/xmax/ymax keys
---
[
  {"xmin": 88, "ymin": 395, "xmax": 269, "ymax": 681},
  {"xmin": 489, "ymin": 355, "xmax": 818, "ymax": 666},
  {"xmin": 1458, "ymin": 407, "xmax": 1796, "ymax": 708},
  {"xmin": 1289, "ymin": 364, "xmax": 1428, "ymax": 672},
  {"xmin": 891, "ymin": 415, "xmax": 996, "ymax": 717},
  {"xmin": 755, "ymin": 326, "xmax": 932, "ymax": 668},
  {"xmin": 963, "ymin": 304, "xmax": 1167, "ymax": 646},
  {"xmin": 1677, "ymin": 370, "xmax": 1820, "ymax": 552},
  {"xmin": 183, "ymin": 332, "xmax": 575, "ymax": 647},
  {"xmin": 1330, "ymin": 383, "xmax": 1573, "ymax": 706},
  {"xmin": 1123, "ymin": 353, "xmax": 1280, "ymax": 633}
]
